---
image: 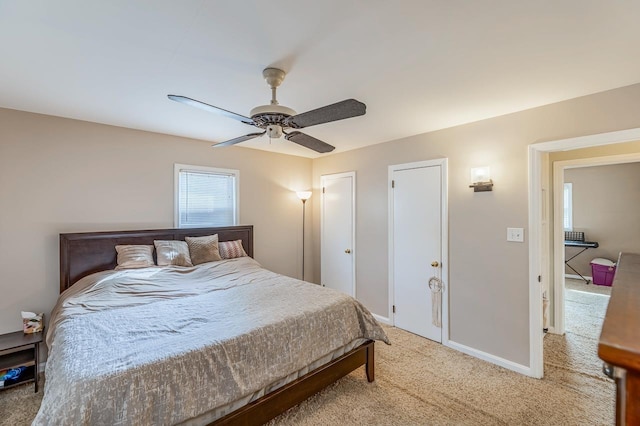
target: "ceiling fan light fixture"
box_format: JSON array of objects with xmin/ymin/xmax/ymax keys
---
[{"xmin": 266, "ymin": 125, "xmax": 283, "ymax": 139}]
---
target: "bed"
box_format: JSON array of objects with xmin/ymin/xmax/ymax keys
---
[{"xmin": 34, "ymin": 225, "xmax": 388, "ymax": 425}]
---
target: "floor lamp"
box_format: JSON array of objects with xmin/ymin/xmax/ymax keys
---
[{"xmin": 296, "ymin": 191, "xmax": 312, "ymax": 281}]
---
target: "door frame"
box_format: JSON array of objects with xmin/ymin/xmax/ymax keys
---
[
  {"xmin": 388, "ymin": 158, "xmax": 449, "ymax": 344},
  {"xmin": 320, "ymin": 171, "xmax": 357, "ymax": 297},
  {"xmin": 528, "ymin": 127, "xmax": 640, "ymax": 379}
]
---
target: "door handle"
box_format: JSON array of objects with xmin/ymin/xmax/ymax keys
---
[
  {"xmin": 345, "ymin": 249, "xmax": 351, "ymax": 254},
  {"xmin": 431, "ymin": 261, "xmax": 439, "ymax": 267}
]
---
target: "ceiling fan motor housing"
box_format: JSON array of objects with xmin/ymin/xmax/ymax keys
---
[{"xmin": 250, "ymin": 104, "xmax": 297, "ymax": 138}]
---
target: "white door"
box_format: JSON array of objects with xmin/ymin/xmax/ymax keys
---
[
  {"xmin": 391, "ymin": 160, "xmax": 446, "ymax": 342},
  {"xmin": 321, "ymin": 172, "xmax": 355, "ymax": 296}
]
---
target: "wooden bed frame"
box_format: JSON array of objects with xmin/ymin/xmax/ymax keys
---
[{"xmin": 59, "ymin": 225, "xmax": 375, "ymax": 425}]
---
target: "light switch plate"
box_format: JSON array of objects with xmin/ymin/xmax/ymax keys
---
[{"xmin": 507, "ymin": 227, "xmax": 524, "ymax": 242}]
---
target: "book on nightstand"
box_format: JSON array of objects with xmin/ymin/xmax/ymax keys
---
[{"xmin": 0, "ymin": 366, "xmax": 31, "ymax": 387}]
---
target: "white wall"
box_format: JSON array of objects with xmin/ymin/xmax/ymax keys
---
[{"xmin": 0, "ymin": 108, "xmax": 312, "ymax": 335}]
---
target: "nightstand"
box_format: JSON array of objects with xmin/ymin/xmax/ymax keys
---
[{"xmin": 0, "ymin": 330, "xmax": 43, "ymax": 392}]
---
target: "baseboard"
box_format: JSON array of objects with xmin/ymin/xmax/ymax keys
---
[
  {"xmin": 565, "ymin": 273, "xmax": 592, "ymax": 281},
  {"xmin": 372, "ymin": 313, "xmax": 392, "ymax": 325},
  {"xmin": 446, "ymin": 340, "xmax": 533, "ymax": 377}
]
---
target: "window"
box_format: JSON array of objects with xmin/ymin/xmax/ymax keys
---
[
  {"xmin": 174, "ymin": 164, "xmax": 239, "ymax": 228},
  {"xmin": 563, "ymin": 182, "xmax": 572, "ymax": 231}
]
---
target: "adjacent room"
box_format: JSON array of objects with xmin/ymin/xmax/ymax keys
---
[{"xmin": 1, "ymin": 1, "xmax": 640, "ymax": 425}]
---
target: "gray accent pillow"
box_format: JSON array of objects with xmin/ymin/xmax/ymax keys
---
[
  {"xmin": 185, "ymin": 234, "xmax": 222, "ymax": 265},
  {"xmin": 154, "ymin": 240, "xmax": 193, "ymax": 267}
]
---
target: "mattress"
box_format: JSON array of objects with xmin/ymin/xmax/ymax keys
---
[{"xmin": 34, "ymin": 257, "xmax": 388, "ymax": 425}]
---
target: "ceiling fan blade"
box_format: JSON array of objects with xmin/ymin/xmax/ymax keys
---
[
  {"xmin": 285, "ymin": 99, "xmax": 366, "ymax": 129},
  {"xmin": 212, "ymin": 131, "xmax": 266, "ymax": 147},
  {"xmin": 285, "ymin": 131, "xmax": 335, "ymax": 153},
  {"xmin": 168, "ymin": 95, "xmax": 255, "ymax": 126}
]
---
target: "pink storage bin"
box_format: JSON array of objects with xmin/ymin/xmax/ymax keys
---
[{"xmin": 590, "ymin": 258, "xmax": 616, "ymax": 286}]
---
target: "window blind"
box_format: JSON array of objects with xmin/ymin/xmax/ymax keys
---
[{"xmin": 178, "ymin": 170, "xmax": 236, "ymax": 227}]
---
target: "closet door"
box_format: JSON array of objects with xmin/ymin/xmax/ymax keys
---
[
  {"xmin": 321, "ymin": 172, "xmax": 355, "ymax": 296},
  {"xmin": 391, "ymin": 161, "xmax": 445, "ymax": 343}
]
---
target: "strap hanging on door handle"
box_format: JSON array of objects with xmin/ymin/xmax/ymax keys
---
[
  {"xmin": 428, "ymin": 275, "xmax": 443, "ymax": 328},
  {"xmin": 428, "ymin": 276, "xmax": 443, "ymax": 292}
]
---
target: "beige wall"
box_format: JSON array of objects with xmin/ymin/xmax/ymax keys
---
[
  {"xmin": 4, "ymin": 82, "xmax": 640, "ymax": 371},
  {"xmin": 550, "ymin": 140, "xmax": 640, "ymax": 162},
  {"xmin": 312, "ymin": 83, "xmax": 640, "ymax": 367},
  {"xmin": 563, "ymin": 162, "xmax": 640, "ymax": 277},
  {"xmin": 0, "ymin": 108, "xmax": 312, "ymax": 335}
]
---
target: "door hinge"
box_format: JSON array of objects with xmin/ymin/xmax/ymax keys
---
[
  {"xmin": 322, "ymin": 187, "xmax": 325, "ymax": 194},
  {"xmin": 392, "ymin": 305, "xmax": 396, "ymax": 313},
  {"xmin": 538, "ymin": 275, "xmax": 542, "ymax": 283},
  {"xmin": 391, "ymin": 180, "xmax": 395, "ymax": 188}
]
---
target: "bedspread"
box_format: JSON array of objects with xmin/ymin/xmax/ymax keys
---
[{"xmin": 33, "ymin": 257, "xmax": 388, "ymax": 425}]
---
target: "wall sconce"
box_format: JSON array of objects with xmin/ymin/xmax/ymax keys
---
[{"xmin": 469, "ymin": 166, "xmax": 493, "ymax": 192}]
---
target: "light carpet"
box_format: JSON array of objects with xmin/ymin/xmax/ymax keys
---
[
  {"xmin": 565, "ymin": 277, "xmax": 612, "ymax": 296},
  {"xmin": 1, "ymin": 287, "xmax": 613, "ymax": 425}
]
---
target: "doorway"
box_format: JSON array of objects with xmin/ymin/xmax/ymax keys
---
[
  {"xmin": 320, "ymin": 171, "xmax": 356, "ymax": 296},
  {"xmin": 389, "ymin": 159, "xmax": 448, "ymax": 343},
  {"xmin": 552, "ymin": 156, "xmax": 640, "ymax": 335},
  {"xmin": 528, "ymin": 127, "xmax": 640, "ymax": 378}
]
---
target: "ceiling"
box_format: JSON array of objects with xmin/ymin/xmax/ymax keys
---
[{"xmin": 1, "ymin": 1, "xmax": 640, "ymax": 158}]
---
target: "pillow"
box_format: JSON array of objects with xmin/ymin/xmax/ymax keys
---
[
  {"xmin": 115, "ymin": 245, "xmax": 155, "ymax": 270},
  {"xmin": 219, "ymin": 240, "xmax": 248, "ymax": 259},
  {"xmin": 185, "ymin": 234, "xmax": 222, "ymax": 265},
  {"xmin": 154, "ymin": 240, "xmax": 193, "ymax": 267}
]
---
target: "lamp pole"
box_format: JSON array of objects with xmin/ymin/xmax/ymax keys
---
[
  {"xmin": 301, "ymin": 198, "xmax": 307, "ymax": 281},
  {"xmin": 296, "ymin": 191, "xmax": 312, "ymax": 281}
]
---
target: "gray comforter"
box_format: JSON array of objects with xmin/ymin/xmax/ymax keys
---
[{"xmin": 33, "ymin": 257, "xmax": 388, "ymax": 425}]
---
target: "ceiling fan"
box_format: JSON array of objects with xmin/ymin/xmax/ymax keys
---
[{"xmin": 168, "ymin": 68, "xmax": 366, "ymax": 153}]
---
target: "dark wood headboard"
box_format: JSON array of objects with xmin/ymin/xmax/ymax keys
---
[{"xmin": 59, "ymin": 225, "xmax": 253, "ymax": 293}]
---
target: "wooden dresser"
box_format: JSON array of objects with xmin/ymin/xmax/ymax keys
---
[{"xmin": 598, "ymin": 253, "xmax": 640, "ymax": 425}]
